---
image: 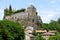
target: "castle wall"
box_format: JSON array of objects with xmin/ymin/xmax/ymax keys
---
[
  {"xmin": 4, "ymin": 5, "xmax": 42, "ymax": 30},
  {"xmin": 5, "ymin": 12, "xmax": 28, "ymax": 20}
]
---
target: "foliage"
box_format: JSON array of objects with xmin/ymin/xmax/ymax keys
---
[
  {"xmin": 32, "ymin": 30, "xmax": 45, "ymax": 40},
  {"xmin": 48, "ymin": 32, "xmax": 60, "ymax": 40},
  {"xmin": 35, "ymin": 33, "xmax": 45, "ymax": 40},
  {"xmin": 4, "ymin": 5, "xmax": 13, "ymax": 16},
  {"xmin": 42, "ymin": 23, "xmax": 49, "ymax": 31},
  {"xmin": 48, "ymin": 36, "xmax": 57, "ymax": 40},
  {"xmin": 4, "ymin": 5, "xmax": 26, "ymax": 16},
  {"xmin": 9, "ymin": 5, "xmax": 13, "ymax": 15},
  {"xmin": 32, "ymin": 30, "xmax": 37, "ymax": 36},
  {"xmin": 48, "ymin": 20, "xmax": 57, "ymax": 30},
  {"xmin": 0, "ymin": 19, "xmax": 25, "ymax": 40},
  {"xmin": 57, "ymin": 18, "xmax": 60, "ymax": 24},
  {"xmin": 42, "ymin": 18, "xmax": 60, "ymax": 32},
  {"xmin": 14, "ymin": 8, "xmax": 25, "ymax": 13}
]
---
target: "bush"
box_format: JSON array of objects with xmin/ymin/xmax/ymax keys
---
[
  {"xmin": 48, "ymin": 32, "xmax": 60, "ymax": 40},
  {"xmin": 35, "ymin": 33, "xmax": 46, "ymax": 40},
  {"xmin": 0, "ymin": 20, "xmax": 25, "ymax": 40}
]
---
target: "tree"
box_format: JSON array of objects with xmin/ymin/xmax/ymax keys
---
[
  {"xmin": 47, "ymin": 20, "xmax": 57, "ymax": 30},
  {"xmin": 14, "ymin": 8, "xmax": 26, "ymax": 13},
  {"xmin": 4, "ymin": 8, "xmax": 8, "ymax": 17},
  {"xmin": 57, "ymin": 18, "xmax": 60, "ymax": 24},
  {"xmin": 4, "ymin": 5, "xmax": 13, "ymax": 16},
  {"xmin": 48, "ymin": 32, "xmax": 60, "ymax": 40},
  {"xmin": 48, "ymin": 36, "xmax": 57, "ymax": 40},
  {"xmin": 9, "ymin": 5, "xmax": 13, "ymax": 15},
  {"xmin": 35, "ymin": 33, "xmax": 45, "ymax": 40},
  {"xmin": 42, "ymin": 23, "xmax": 49, "ymax": 30},
  {"xmin": 9, "ymin": 5, "xmax": 12, "ymax": 11},
  {"xmin": 0, "ymin": 20, "xmax": 25, "ymax": 40}
]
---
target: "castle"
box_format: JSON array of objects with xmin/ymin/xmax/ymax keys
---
[
  {"xmin": 4, "ymin": 5, "xmax": 57, "ymax": 40},
  {"xmin": 4, "ymin": 5, "xmax": 42, "ymax": 30}
]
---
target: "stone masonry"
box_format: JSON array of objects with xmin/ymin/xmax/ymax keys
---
[{"xmin": 4, "ymin": 5, "xmax": 42, "ymax": 30}]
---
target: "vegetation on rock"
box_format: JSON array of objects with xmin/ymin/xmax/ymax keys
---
[{"xmin": 4, "ymin": 5, "xmax": 26, "ymax": 16}]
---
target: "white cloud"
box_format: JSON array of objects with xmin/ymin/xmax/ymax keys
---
[
  {"xmin": 37, "ymin": 9, "xmax": 59, "ymax": 23},
  {"xmin": 50, "ymin": 0, "xmax": 56, "ymax": 4},
  {"xmin": 0, "ymin": 9, "xmax": 4, "ymax": 20}
]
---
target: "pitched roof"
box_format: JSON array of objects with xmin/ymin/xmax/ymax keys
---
[
  {"xmin": 48, "ymin": 30, "xmax": 57, "ymax": 33},
  {"xmin": 36, "ymin": 30, "xmax": 47, "ymax": 33}
]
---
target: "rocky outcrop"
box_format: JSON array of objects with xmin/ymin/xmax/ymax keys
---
[{"xmin": 4, "ymin": 5, "xmax": 42, "ymax": 30}]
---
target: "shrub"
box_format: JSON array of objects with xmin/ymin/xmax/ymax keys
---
[{"xmin": 0, "ymin": 20, "xmax": 25, "ymax": 40}]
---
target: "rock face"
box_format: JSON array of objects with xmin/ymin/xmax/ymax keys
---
[{"xmin": 4, "ymin": 5, "xmax": 42, "ymax": 30}]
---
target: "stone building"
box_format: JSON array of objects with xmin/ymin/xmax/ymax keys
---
[
  {"xmin": 25, "ymin": 26, "xmax": 35, "ymax": 40},
  {"xmin": 36, "ymin": 30, "xmax": 57, "ymax": 40},
  {"xmin": 4, "ymin": 5, "xmax": 42, "ymax": 30}
]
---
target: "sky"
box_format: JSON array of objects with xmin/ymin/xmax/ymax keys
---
[{"xmin": 0, "ymin": 0, "xmax": 60, "ymax": 23}]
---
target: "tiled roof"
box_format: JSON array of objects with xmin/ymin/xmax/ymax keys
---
[
  {"xmin": 43, "ymin": 32, "xmax": 55, "ymax": 36},
  {"xmin": 36, "ymin": 30, "xmax": 47, "ymax": 33},
  {"xmin": 48, "ymin": 30, "xmax": 57, "ymax": 33}
]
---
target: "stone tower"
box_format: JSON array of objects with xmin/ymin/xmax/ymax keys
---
[
  {"xmin": 27, "ymin": 5, "xmax": 37, "ymax": 19},
  {"xmin": 27, "ymin": 5, "xmax": 42, "ymax": 30}
]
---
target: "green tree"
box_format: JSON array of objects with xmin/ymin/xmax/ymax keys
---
[
  {"xmin": 57, "ymin": 18, "xmax": 60, "ymax": 24},
  {"xmin": 9, "ymin": 5, "xmax": 13, "ymax": 15},
  {"xmin": 48, "ymin": 32, "xmax": 60, "ymax": 40},
  {"xmin": 42, "ymin": 23, "xmax": 49, "ymax": 31},
  {"xmin": 14, "ymin": 8, "xmax": 25, "ymax": 13},
  {"xmin": 4, "ymin": 5, "xmax": 13, "ymax": 16},
  {"xmin": 35, "ymin": 33, "xmax": 45, "ymax": 40},
  {"xmin": 0, "ymin": 20, "xmax": 25, "ymax": 40},
  {"xmin": 48, "ymin": 36, "xmax": 57, "ymax": 40}
]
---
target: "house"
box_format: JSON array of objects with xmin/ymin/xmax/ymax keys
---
[
  {"xmin": 25, "ymin": 26, "xmax": 35, "ymax": 40},
  {"xmin": 35, "ymin": 30, "xmax": 57, "ymax": 40}
]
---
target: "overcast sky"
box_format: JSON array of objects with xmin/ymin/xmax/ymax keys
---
[{"xmin": 0, "ymin": 0, "xmax": 60, "ymax": 23}]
